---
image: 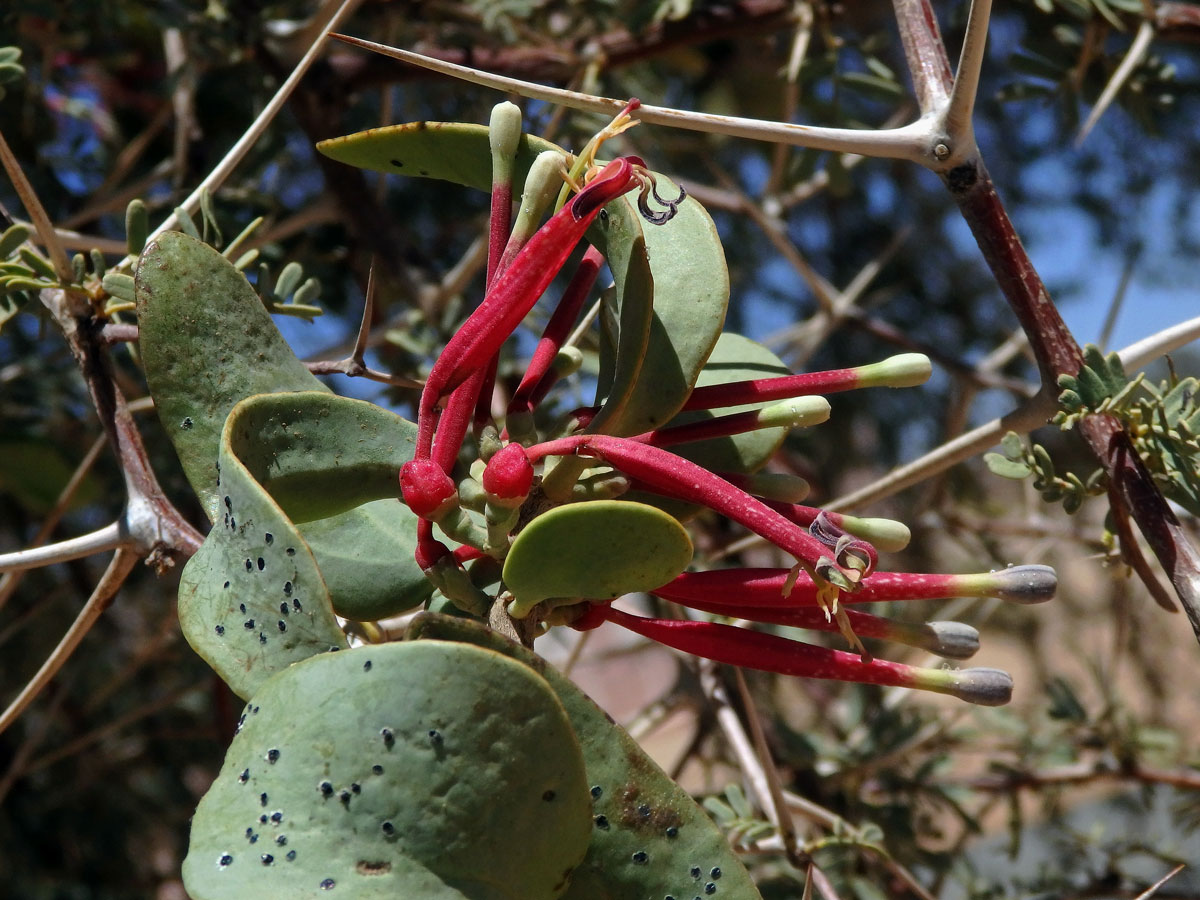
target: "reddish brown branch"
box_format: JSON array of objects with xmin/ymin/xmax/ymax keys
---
[
  {"xmin": 886, "ymin": 0, "xmax": 1200, "ymax": 641},
  {"xmin": 943, "ymin": 158, "xmax": 1200, "ymax": 643}
]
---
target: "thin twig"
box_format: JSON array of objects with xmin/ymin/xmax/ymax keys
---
[
  {"xmin": 891, "ymin": 0, "xmax": 955, "ymax": 113},
  {"xmin": 1097, "ymin": 251, "xmax": 1138, "ymax": 349},
  {"xmin": 945, "ymin": 0, "xmax": 993, "ymax": 142},
  {"xmin": 0, "ymin": 548, "xmax": 140, "ymax": 736},
  {"xmin": 330, "ymin": 35, "xmax": 940, "ymax": 164},
  {"xmin": 0, "ymin": 521, "xmax": 126, "ymax": 574},
  {"xmin": 0, "ymin": 128, "xmax": 75, "ymax": 289},
  {"xmin": 1134, "ymin": 864, "xmax": 1187, "ymax": 900},
  {"xmin": 304, "ymin": 359, "xmax": 423, "ymax": 389},
  {"xmin": 732, "ymin": 666, "xmax": 803, "ymax": 865},
  {"xmin": 698, "ymin": 659, "xmax": 776, "ymax": 824},
  {"xmin": 1077, "ymin": 17, "xmax": 1157, "ymax": 146}
]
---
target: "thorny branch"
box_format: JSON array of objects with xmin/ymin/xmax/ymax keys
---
[{"xmin": 889, "ymin": 0, "xmax": 1200, "ymax": 642}]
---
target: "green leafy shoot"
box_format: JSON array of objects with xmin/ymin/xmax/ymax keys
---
[{"xmin": 702, "ymin": 784, "xmax": 775, "ymax": 849}]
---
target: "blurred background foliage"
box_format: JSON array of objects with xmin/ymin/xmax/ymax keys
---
[{"xmin": 1, "ymin": 0, "xmax": 1199, "ymax": 897}]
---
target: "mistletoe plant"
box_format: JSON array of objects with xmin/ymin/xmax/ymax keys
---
[{"xmin": 126, "ymin": 99, "xmax": 1059, "ymax": 899}]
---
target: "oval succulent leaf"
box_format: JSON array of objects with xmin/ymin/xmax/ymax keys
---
[
  {"xmin": 316, "ymin": 122, "xmax": 565, "ymax": 194},
  {"xmin": 298, "ymin": 500, "xmax": 433, "ymax": 622},
  {"xmin": 587, "ymin": 195, "xmax": 653, "ymax": 435},
  {"xmin": 193, "ymin": 391, "xmax": 431, "ymax": 635},
  {"xmin": 177, "ymin": 450, "xmax": 346, "ymax": 701},
  {"xmin": 135, "ymin": 231, "xmax": 328, "ymax": 521},
  {"xmin": 588, "ymin": 176, "xmax": 729, "ymax": 436},
  {"xmin": 503, "ymin": 500, "xmax": 693, "ymax": 617},
  {"xmin": 407, "ymin": 614, "xmax": 764, "ymax": 900},
  {"xmin": 183, "ymin": 641, "xmax": 591, "ymax": 900},
  {"xmin": 224, "ymin": 391, "xmax": 417, "ymax": 525}
]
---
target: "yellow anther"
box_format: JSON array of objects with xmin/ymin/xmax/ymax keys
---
[{"xmin": 555, "ymin": 100, "xmax": 642, "ymax": 211}]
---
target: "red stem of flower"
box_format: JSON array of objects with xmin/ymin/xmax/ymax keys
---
[
  {"xmin": 595, "ymin": 605, "xmax": 933, "ymax": 690},
  {"xmin": 432, "ymin": 368, "xmax": 489, "ymax": 475},
  {"xmin": 676, "ymin": 594, "xmax": 916, "ymax": 642},
  {"xmin": 487, "ymin": 181, "xmax": 513, "ymax": 287},
  {"xmin": 472, "ymin": 357, "xmax": 499, "ymax": 435},
  {"xmin": 508, "ymin": 245, "xmax": 604, "ymax": 417},
  {"xmin": 527, "ymin": 433, "xmax": 847, "ymax": 577},
  {"xmin": 651, "ymin": 568, "xmax": 1026, "ymax": 608},
  {"xmin": 453, "ymin": 544, "xmax": 485, "ymax": 565},
  {"xmin": 637, "ymin": 408, "xmax": 774, "ymax": 448},
  {"xmin": 681, "ymin": 367, "xmax": 862, "ymax": 411}
]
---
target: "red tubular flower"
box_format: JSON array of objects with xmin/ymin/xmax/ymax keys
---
[
  {"xmin": 415, "ymin": 156, "xmax": 646, "ymax": 459},
  {"xmin": 681, "ymin": 353, "xmax": 932, "ymax": 410},
  {"xmin": 526, "ymin": 433, "xmax": 861, "ymax": 586},
  {"xmin": 507, "ymin": 245, "xmax": 604, "ymax": 419},
  {"xmin": 635, "ymin": 397, "xmax": 830, "ymax": 448},
  {"xmin": 674, "ymin": 594, "xmax": 980, "ymax": 659},
  {"xmin": 651, "ymin": 564, "xmax": 1058, "ymax": 608},
  {"xmin": 576, "ymin": 604, "xmax": 1013, "ymax": 706}
]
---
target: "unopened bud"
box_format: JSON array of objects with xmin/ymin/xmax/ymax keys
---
[{"xmin": 855, "ymin": 353, "xmax": 933, "ymax": 389}]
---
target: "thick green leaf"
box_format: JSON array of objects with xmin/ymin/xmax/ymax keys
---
[
  {"xmin": 503, "ymin": 500, "xmax": 693, "ymax": 618},
  {"xmin": 179, "ymin": 390, "xmax": 440, "ymax": 687},
  {"xmin": 589, "ymin": 177, "xmax": 728, "ymax": 436},
  {"xmin": 135, "ymin": 231, "xmax": 327, "ymax": 521},
  {"xmin": 137, "ymin": 234, "xmax": 431, "ymax": 621},
  {"xmin": 223, "ymin": 391, "xmax": 416, "ymax": 525},
  {"xmin": 184, "ymin": 641, "xmax": 591, "ymax": 900},
  {"xmin": 407, "ymin": 614, "xmax": 763, "ymax": 900},
  {"xmin": 216, "ymin": 391, "xmax": 432, "ymax": 620},
  {"xmin": 298, "ymin": 500, "xmax": 433, "ymax": 622},
  {"xmin": 316, "ymin": 122, "xmax": 565, "ymax": 193},
  {"xmin": 587, "ymin": 194, "xmax": 654, "ymax": 436},
  {"xmin": 178, "ymin": 396, "xmax": 349, "ymax": 700}
]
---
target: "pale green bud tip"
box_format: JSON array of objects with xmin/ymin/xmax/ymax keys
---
[
  {"xmin": 921, "ymin": 621, "xmax": 980, "ymax": 660},
  {"xmin": 857, "ymin": 353, "xmax": 933, "ymax": 389},
  {"xmin": 758, "ymin": 396, "xmax": 830, "ymax": 429},
  {"xmin": 740, "ymin": 471, "xmax": 810, "ymax": 503},
  {"xmin": 552, "ymin": 346, "xmax": 584, "ymax": 377},
  {"xmin": 489, "ymin": 101, "xmax": 524, "ymax": 161},
  {"xmin": 511, "ymin": 151, "xmax": 570, "ymax": 242},
  {"xmin": 839, "ymin": 515, "xmax": 910, "ymax": 552}
]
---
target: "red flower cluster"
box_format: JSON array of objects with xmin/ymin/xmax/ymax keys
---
[{"xmin": 398, "ymin": 102, "xmax": 1055, "ymax": 704}]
